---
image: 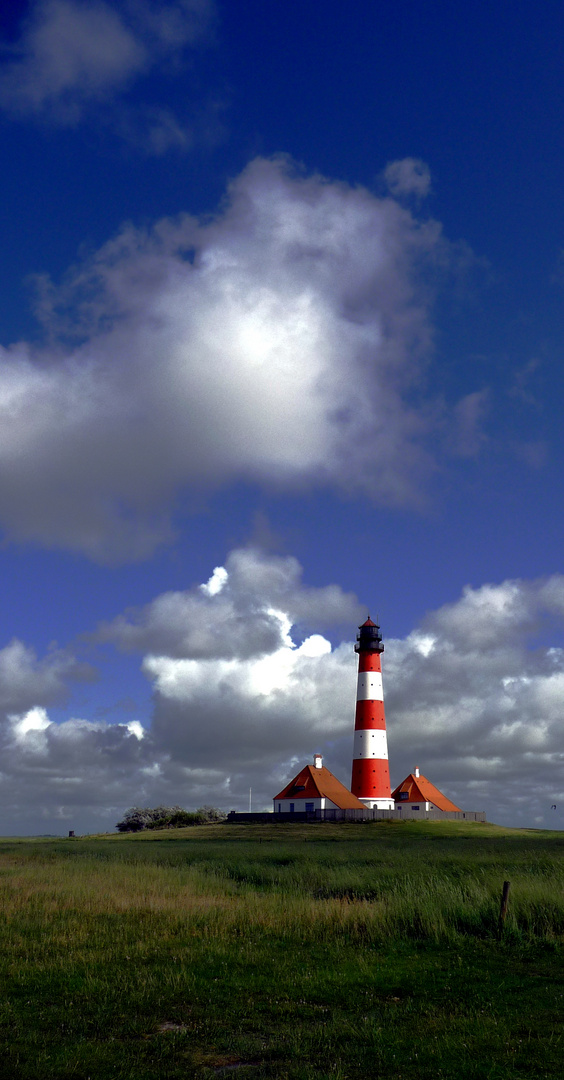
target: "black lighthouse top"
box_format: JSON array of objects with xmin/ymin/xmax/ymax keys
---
[{"xmin": 355, "ymin": 616, "xmax": 384, "ymax": 654}]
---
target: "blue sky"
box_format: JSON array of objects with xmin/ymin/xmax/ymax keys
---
[{"xmin": 1, "ymin": 0, "xmax": 564, "ymax": 833}]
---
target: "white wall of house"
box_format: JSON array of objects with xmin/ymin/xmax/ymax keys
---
[
  {"xmin": 273, "ymin": 797, "xmax": 340, "ymax": 813},
  {"xmin": 360, "ymin": 798, "xmax": 395, "ymax": 810}
]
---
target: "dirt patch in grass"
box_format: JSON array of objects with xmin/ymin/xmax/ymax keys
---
[{"xmin": 192, "ymin": 1049, "xmax": 261, "ymax": 1073}]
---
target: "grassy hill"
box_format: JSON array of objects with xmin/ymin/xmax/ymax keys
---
[{"xmin": 1, "ymin": 820, "xmax": 563, "ymax": 1078}]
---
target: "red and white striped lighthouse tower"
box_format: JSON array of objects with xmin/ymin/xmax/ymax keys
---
[{"xmin": 351, "ymin": 617, "xmax": 394, "ymax": 809}]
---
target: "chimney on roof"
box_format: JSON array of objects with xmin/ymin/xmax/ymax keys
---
[
  {"xmin": 415, "ymin": 766, "xmax": 420, "ymax": 778},
  {"xmin": 313, "ymin": 754, "xmax": 323, "ymax": 769}
]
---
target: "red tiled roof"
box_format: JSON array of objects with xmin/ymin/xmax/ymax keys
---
[
  {"xmin": 391, "ymin": 773, "xmax": 461, "ymax": 812},
  {"xmin": 274, "ymin": 765, "xmax": 366, "ymax": 809}
]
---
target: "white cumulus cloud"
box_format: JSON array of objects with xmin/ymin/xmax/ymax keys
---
[
  {"xmin": 0, "ymin": 157, "xmax": 449, "ymax": 561},
  {"xmin": 97, "ymin": 547, "xmax": 364, "ymax": 658},
  {"xmin": 0, "ymin": 0, "xmax": 216, "ymax": 147},
  {"xmin": 0, "ymin": 638, "xmax": 93, "ymax": 711},
  {"xmin": 384, "ymin": 158, "xmax": 432, "ymax": 199}
]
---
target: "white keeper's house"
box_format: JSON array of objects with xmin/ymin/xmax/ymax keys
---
[
  {"xmin": 391, "ymin": 768, "xmax": 461, "ymax": 813},
  {"xmin": 273, "ymin": 754, "xmax": 365, "ymax": 814}
]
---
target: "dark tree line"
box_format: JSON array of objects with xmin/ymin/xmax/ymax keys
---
[{"xmin": 116, "ymin": 805, "xmax": 226, "ymax": 832}]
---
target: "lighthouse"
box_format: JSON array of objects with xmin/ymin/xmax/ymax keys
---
[{"xmin": 351, "ymin": 617, "xmax": 394, "ymax": 810}]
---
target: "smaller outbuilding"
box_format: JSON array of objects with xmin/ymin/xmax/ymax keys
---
[
  {"xmin": 273, "ymin": 754, "xmax": 366, "ymax": 814},
  {"xmin": 391, "ymin": 767, "xmax": 461, "ymax": 813}
]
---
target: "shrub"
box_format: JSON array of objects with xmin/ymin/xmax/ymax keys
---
[
  {"xmin": 196, "ymin": 804, "xmax": 227, "ymax": 822},
  {"xmin": 116, "ymin": 804, "xmax": 226, "ymax": 832}
]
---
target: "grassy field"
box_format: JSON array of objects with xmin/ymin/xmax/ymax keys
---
[{"xmin": 1, "ymin": 820, "xmax": 563, "ymax": 1079}]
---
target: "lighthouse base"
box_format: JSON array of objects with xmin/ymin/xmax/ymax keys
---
[{"xmin": 359, "ymin": 797, "xmax": 395, "ymax": 810}]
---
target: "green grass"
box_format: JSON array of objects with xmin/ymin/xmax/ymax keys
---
[{"xmin": 1, "ymin": 821, "xmax": 563, "ymax": 1078}]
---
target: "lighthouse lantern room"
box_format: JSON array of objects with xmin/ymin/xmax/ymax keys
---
[{"xmin": 350, "ymin": 617, "xmax": 395, "ymax": 810}]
